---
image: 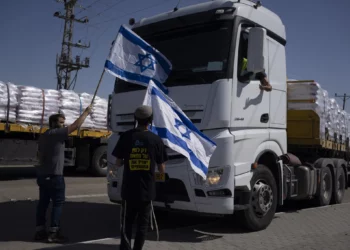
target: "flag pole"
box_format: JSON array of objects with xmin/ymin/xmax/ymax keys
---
[
  {"xmin": 76, "ymin": 69, "xmax": 106, "ymax": 136},
  {"xmin": 91, "ymin": 69, "xmax": 106, "ymax": 105}
]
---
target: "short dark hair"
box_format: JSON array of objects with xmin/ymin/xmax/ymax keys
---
[{"xmin": 49, "ymin": 113, "xmax": 65, "ymax": 128}]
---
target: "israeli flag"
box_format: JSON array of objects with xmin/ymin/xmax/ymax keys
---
[
  {"xmin": 104, "ymin": 25, "xmax": 172, "ymax": 93},
  {"xmin": 143, "ymin": 81, "xmax": 217, "ymax": 179}
]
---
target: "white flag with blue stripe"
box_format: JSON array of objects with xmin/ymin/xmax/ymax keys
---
[
  {"xmin": 143, "ymin": 81, "xmax": 217, "ymax": 179},
  {"xmin": 104, "ymin": 25, "xmax": 172, "ymax": 93}
]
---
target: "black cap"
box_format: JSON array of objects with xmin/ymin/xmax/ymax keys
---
[{"xmin": 134, "ymin": 105, "xmax": 153, "ymax": 120}]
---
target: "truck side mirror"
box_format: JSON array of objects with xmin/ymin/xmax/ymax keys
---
[{"xmin": 247, "ymin": 27, "xmax": 267, "ymax": 74}]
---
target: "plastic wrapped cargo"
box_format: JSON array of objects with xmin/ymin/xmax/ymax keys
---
[
  {"xmin": 287, "ymin": 81, "xmax": 329, "ymax": 139},
  {"xmin": 287, "ymin": 81, "xmax": 325, "ymax": 101},
  {"xmin": 78, "ymin": 92, "xmax": 107, "ymax": 129},
  {"xmin": 59, "ymin": 90, "xmax": 94, "ymax": 128},
  {"xmin": 1, "ymin": 81, "xmax": 108, "ymax": 129},
  {"xmin": 91, "ymin": 97, "xmax": 107, "ymax": 129},
  {"xmin": 347, "ymin": 114, "xmax": 350, "ymax": 140},
  {"xmin": 0, "ymin": 81, "xmax": 19, "ymax": 122},
  {"xmin": 287, "ymin": 81, "xmax": 349, "ymax": 141},
  {"xmin": 16, "ymin": 86, "xmax": 60, "ymax": 125},
  {"xmin": 17, "ymin": 86, "xmax": 42, "ymax": 124}
]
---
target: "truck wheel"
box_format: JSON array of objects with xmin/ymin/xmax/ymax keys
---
[
  {"xmin": 90, "ymin": 146, "xmax": 108, "ymax": 177},
  {"xmin": 331, "ymin": 167, "xmax": 346, "ymax": 204},
  {"xmin": 239, "ymin": 165, "xmax": 277, "ymax": 231},
  {"xmin": 315, "ymin": 166, "xmax": 333, "ymax": 206}
]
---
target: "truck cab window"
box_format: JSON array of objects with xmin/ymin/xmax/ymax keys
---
[
  {"xmin": 114, "ymin": 20, "xmax": 234, "ymax": 93},
  {"xmin": 237, "ymin": 30, "xmax": 261, "ymax": 83},
  {"xmin": 237, "ymin": 31, "xmax": 249, "ymax": 82}
]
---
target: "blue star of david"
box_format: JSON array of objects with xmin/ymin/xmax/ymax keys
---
[
  {"xmin": 134, "ymin": 53, "xmax": 156, "ymax": 73},
  {"xmin": 174, "ymin": 119, "xmax": 192, "ymax": 139}
]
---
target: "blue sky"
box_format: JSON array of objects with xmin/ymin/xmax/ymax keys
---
[{"xmin": 0, "ymin": 0, "xmax": 349, "ymax": 110}]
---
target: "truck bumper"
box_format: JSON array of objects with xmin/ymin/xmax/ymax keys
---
[{"xmin": 107, "ymin": 171, "xmax": 235, "ymax": 215}]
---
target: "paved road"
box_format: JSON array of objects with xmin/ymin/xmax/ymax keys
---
[
  {"xmin": 45, "ymin": 202, "xmax": 350, "ymax": 250},
  {"xmin": 0, "ymin": 166, "xmax": 349, "ymax": 250}
]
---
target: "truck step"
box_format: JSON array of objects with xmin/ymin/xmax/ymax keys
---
[{"xmin": 289, "ymin": 178, "xmax": 299, "ymax": 197}]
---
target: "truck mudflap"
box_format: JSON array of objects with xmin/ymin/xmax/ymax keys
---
[{"xmin": 233, "ymin": 188, "xmax": 251, "ymax": 210}]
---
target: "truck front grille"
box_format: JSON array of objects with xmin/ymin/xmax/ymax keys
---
[{"xmin": 155, "ymin": 178, "xmax": 190, "ymax": 203}]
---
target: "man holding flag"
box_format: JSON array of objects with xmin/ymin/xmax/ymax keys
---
[{"xmin": 104, "ymin": 23, "xmax": 216, "ymax": 249}]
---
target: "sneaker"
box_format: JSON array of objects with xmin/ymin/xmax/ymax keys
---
[
  {"xmin": 34, "ymin": 230, "xmax": 47, "ymax": 241},
  {"xmin": 47, "ymin": 231, "xmax": 68, "ymax": 243}
]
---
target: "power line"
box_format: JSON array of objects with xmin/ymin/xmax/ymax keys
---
[
  {"xmin": 75, "ymin": 0, "xmax": 103, "ymax": 15},
  {"xmin": 87, "ymin": 0, "xmax": 128, "ymax": 21},
  {"xmin": 335, "ymin": 93, "xmax": 350, "ymax": 110},
  {"xmin": 89, "ymin": 0, "xmax": 171, "ymax": 27},
  {"xmin": 85, "ymin": 0, "xmax": 173, "ymax": 61}
]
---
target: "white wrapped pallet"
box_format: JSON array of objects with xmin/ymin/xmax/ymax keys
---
[
  {"xmin": 78, "ymin": 92, "xmax": 96, "ymax": 128},
  {"xmin": 77, "ymin": 92, "xmax": 107, "ymax": 129},
  {"xmin": 340, "ymin": 110, "xmax": 347, "ymax": 140},
  {"xmin": 328, "ymin": 98, "xmax": 342, "ymax": 140},
  {"xmin": 59, "ymin": 90, "xmax": 94, "ymax": 128},
  {"xmin": 91, "ymin": 96, "xmax": 107, "ymax": 129},
  {"xmin": 0, "ymin": 81, "xmax": 19, "ymax": 122},
  {"xmin": 287, "ymin": 82, "xmax": 324, "ymax": 100},
  {"xmin": 347, "ymin": 114, "xmax": 350, "ymax": 140},
  {"xmin": 43, "ymin": 89, "xmax": 60, "ymax": 124},
  {"xmin": 16, "ymin": 86, "xmax": 60, "ymax": 125},
  {"xmin": 1, "ymin": 81, "xmax": 108, "ymax": 130},
  {"xmin": 288, "ymin": 81, "xmax": 350, "ymax": 141},
  {"xmin": 287, "ymin": 81, "xmax": 329, "ymax": 139}
]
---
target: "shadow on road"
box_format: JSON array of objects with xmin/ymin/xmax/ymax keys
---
[
  {"xmin": 146, "ymin": 219, "xmax": 245, "ymax": 244},
  {"xmin": 276, "ymin": 199, "xmax": 318, "ymax": 214},
  {"xmin": 38, "ymin": 243, "xmax": 118, "ymax": 250},
  {"xmin": 0, "ymin": 200, "xmax": 119, "ymax": 244},
  {"xmin": 0, "ymin": 200, "xmax": 221, "ymax": 248},
  {"xmin": 0, "ymin": 187, "xmax": 335, "ymax": 249},
  {"xmin": 146, "ymin": 199, "xmax": 326, "ymax": 243}
]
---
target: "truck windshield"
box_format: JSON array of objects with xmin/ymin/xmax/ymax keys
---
[{"xmin": 114, "ymin": 20, "xmax": 233, "ymax": 93}]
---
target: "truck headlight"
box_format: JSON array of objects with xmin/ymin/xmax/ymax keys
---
[{"xmin": 205, "ymin": 166, "xmax": 228, "ymax": 186}]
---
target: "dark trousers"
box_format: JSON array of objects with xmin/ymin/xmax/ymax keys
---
[
  {"xmin": 36, "ymin": 175, "xmax": 65, "ymax": 232},
  {"xmin": 120, "ymin": 200, "xmax": 152, "ymax": 250}
]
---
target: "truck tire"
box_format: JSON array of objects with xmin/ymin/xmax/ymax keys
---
[
  {"xmin": 90, "ymin": 145, "xmax": 108, "ymax": 177},
  {"xmin": 239, "ymin": 165, "xmax": 277, "ymax": 231},
  {"xmin": 315, "ymin": 166, "xmax": 333, "ymax": 206},
  {"xmin": 331, "ymin": 167, "xmax": 346, "ymax": 204}
]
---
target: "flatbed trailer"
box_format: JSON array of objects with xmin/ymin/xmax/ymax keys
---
[
  {"xmin": 287, "ymin": 108, "xmax": 350, "ymax": 186},
  {"xmin": 0, "ymin": 122, "xmax": 111, "ymax": 177}
]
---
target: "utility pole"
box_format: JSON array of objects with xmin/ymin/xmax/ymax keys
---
[
  {"xmin": 54, "ymin": 0, "xmax": 90, "ymax": 90},
  {"xmin": 335, "ymin": 93, "xmax": 350, "ymax": 110}
]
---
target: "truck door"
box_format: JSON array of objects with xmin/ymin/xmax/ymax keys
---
[{"xmin": 231, "ymin": 27, "xmax": 270, "ymax": 129}]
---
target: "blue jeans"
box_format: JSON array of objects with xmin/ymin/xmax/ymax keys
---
[{"xmin": 36, "ymin": 175, "xmax": 65, "ymax": 232}]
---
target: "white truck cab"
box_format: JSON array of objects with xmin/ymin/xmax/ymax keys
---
[{"xmin": 107, "ymin": 0, "xmax": 288, "ymax": 231}]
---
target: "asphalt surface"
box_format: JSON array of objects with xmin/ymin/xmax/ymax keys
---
[{"xmin": 0, "ymin": 166, "xmax": 349, "ymax": 250}]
